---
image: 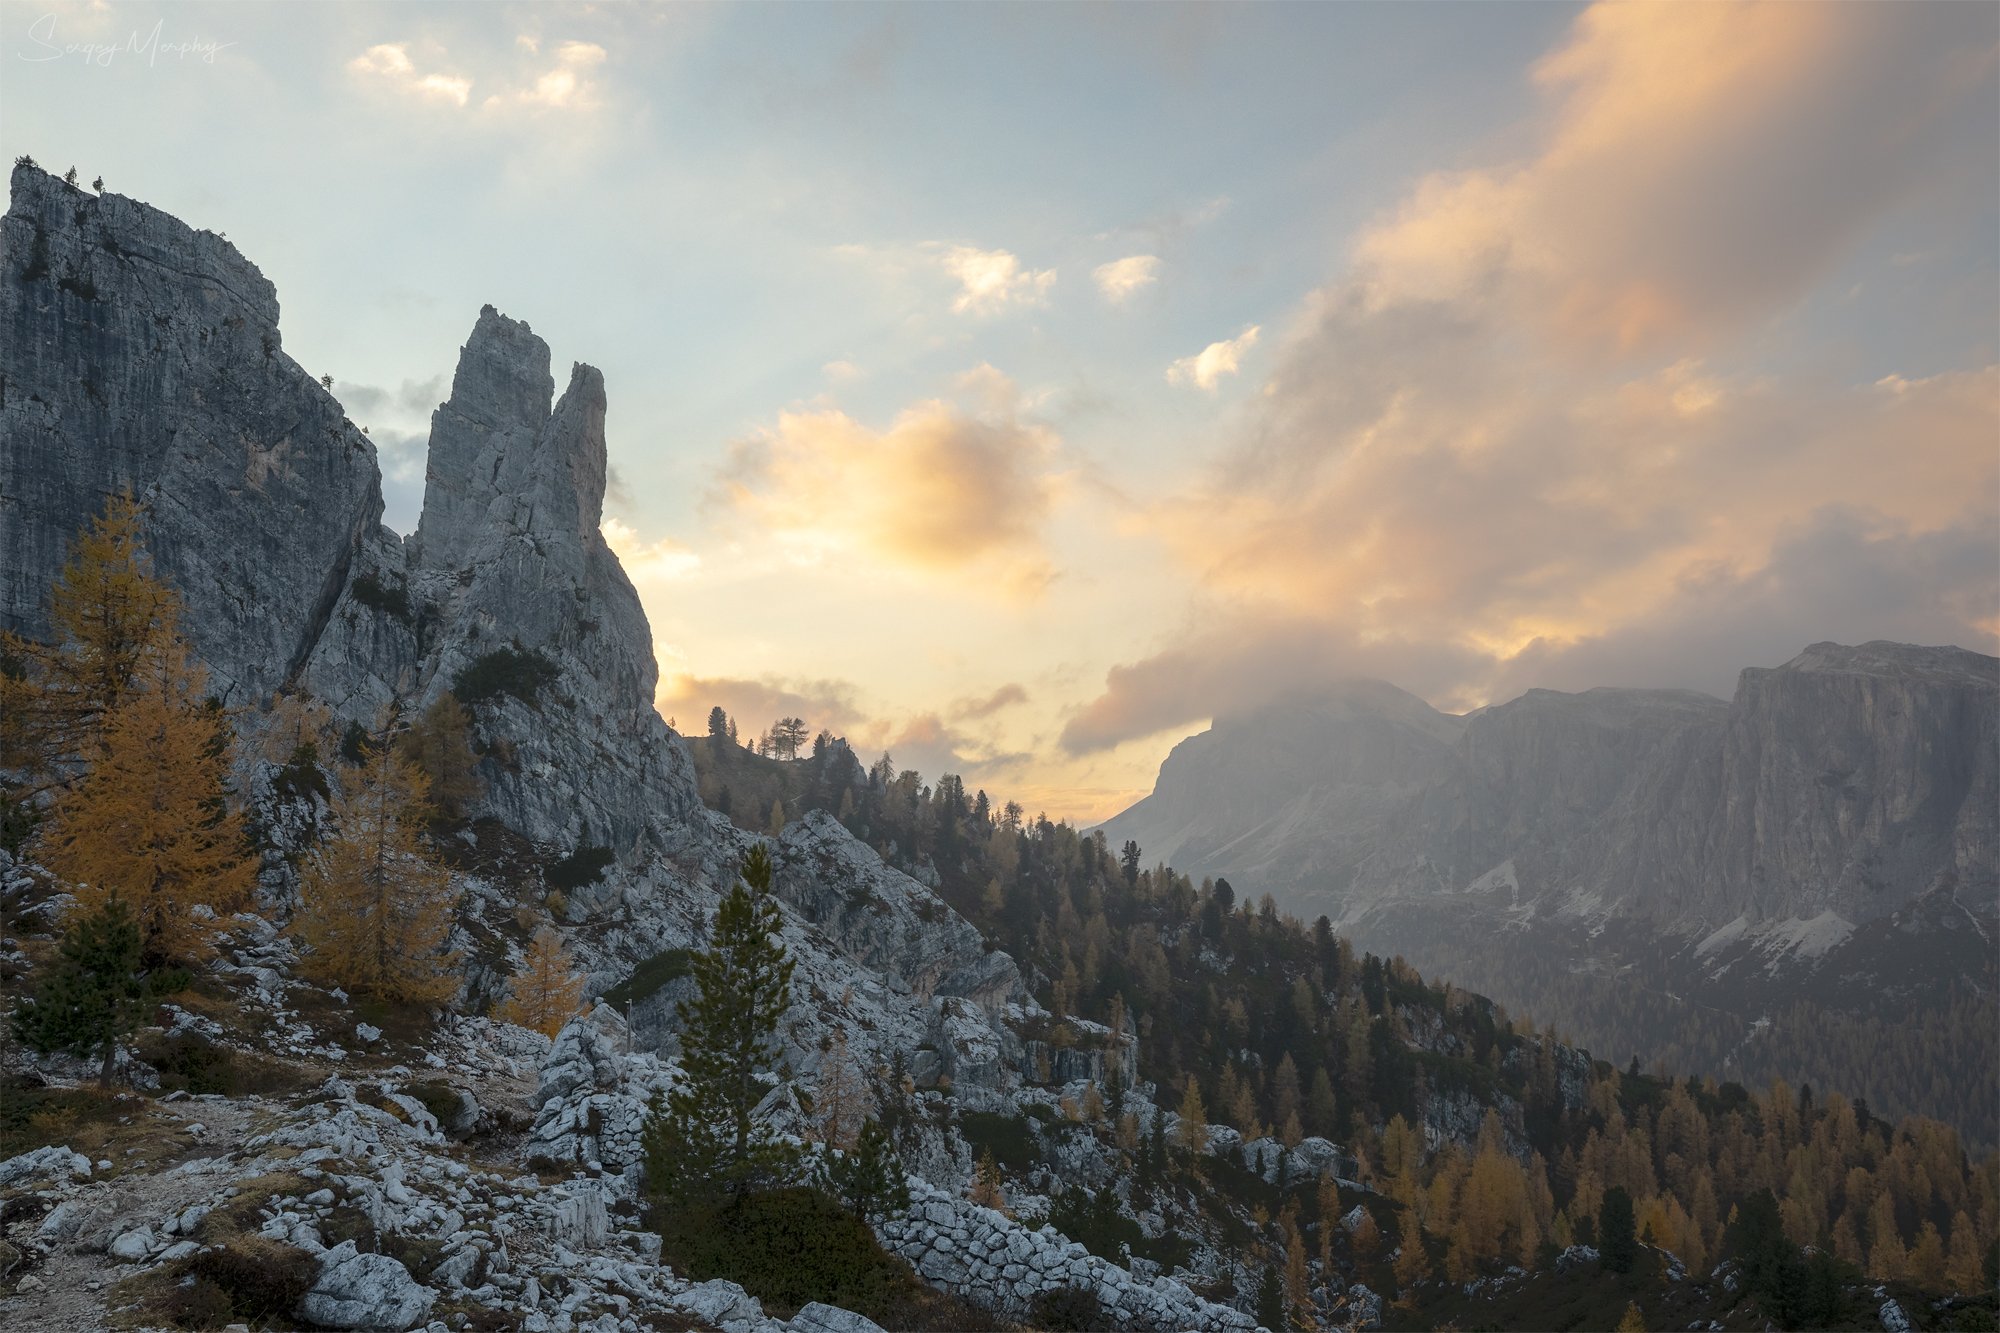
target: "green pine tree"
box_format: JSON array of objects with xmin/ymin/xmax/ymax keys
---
[
  {"xmin": 1253, "ymin": 1265, "xmax": 1286, "ymax": 1331},
  {"xmin": 13, "ymin": 895, "xmax": 187, "ymax": 1086},
  {"xmin": 816, "ymin": 1117, "xmax": 911, "ymax": 1221},
  {"xmin": 1599, "ymin": 1185, "xmax": 1639, "ymax": 1274},
  {"xmin": 643, "ymin": 845, "xmax": 801, "ymax": 1207}
]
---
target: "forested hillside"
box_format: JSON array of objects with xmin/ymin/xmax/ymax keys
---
[{"xmin": 693, "ymin": 724, "xmax": 2000, "ymax": 1327}]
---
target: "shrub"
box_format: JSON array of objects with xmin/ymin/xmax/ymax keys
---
[
  {"xmin": 656, "ymin": 1187, "xmax": 914, "ymax": 1318},
  {"xmin": 349, "ymin": 572, "xmax": 413, "ymax": 622},
  {"xmin": 452, "ymin": 647, "xmax": 560, "ymax": 707},
  {"xmin": 959, "ymin": 1110, "xmax": 1038, "ymax": 1172},
  {"xmin": 548, "ymin": 844, "xmax": 614, "ymax": 891},
  {"xmin": 183, "ymin": 1235, "xmax": 318, "ymax": 1323},
  {"xmin": 602, "ymin": 947, "xmax": 692, "ymax": 1009},
  {"xmin": 160, "ymin": 1275, "xmax": 233, "ymax": 1329},
  {"xmin": 1031, "ymin": 1284, "xmax": 1111, "ymax": 1332},
  {"xmin": 275, "ymin": 741, "xmax": 330, "ymax": 802},
  {"xmin": 137, "ymin": 1032, "xmax": 237, "ymax": 1095}
]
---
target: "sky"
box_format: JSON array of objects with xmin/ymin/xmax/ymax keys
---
[{"xmin": 5, "ymin": 1, "xmax": 1996, "ymax": 823}]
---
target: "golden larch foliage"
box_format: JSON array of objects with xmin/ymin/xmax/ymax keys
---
[
  {"xmin": 293, "ymin": 737, "xmax": 460, "ymax": 1005},
  {"xmin": 396, "ymin": 692, "xmax": 482, "ymax": 817},
  {"xmin": 4, "ymin": 490, "xmax": 178, "ymax": 773},
  {"xmin": 40, "ymin": 640, "xmax": 254, "ymax": 965},
  {"xmin": 811, "ymin": 1029, "xmax": 868, "ymax": 1149},
  {"xmin": 1175, "ymin": 1077, "xmax": 1210, "ymax": 1154},
  {"xmin": 497, "ymin": 926, "xmax": 586, "ymax": 1036}
]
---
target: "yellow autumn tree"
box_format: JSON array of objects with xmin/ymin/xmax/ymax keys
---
[
  {"xmin": 1391, "ymin": 1220, "xmax": 1431, "ymax": 1302},
  {"xmin": 497, "ymin": 926, "xmax": 586, "ymax": 1035},
  {"xmin": 3, "ymin": 490, "xmax": 177, "ymax": 775},
  {"xmin": 812, "ymin": 1029, "xmax": 869, "ymax": 1149},
  {"xmin": 1176, "ymin": 1077, "xmax": 1211, "ymax": 1154},
  {"xmin": 39, "ymin": 639, "xmax": 254, "ymax": 965},
  {"xmin": 395, "ymin": 692, "xmax": 482, "ymax": 817},
  {"xmin": 293, "ymin": 732, "xmax": 459, "ymax": 1005}
]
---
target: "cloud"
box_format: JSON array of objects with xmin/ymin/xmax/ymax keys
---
[
  {"xmin": 347, "ymin": 43, "xmax": 472, "ymax": 106},
  {"xmin": 939, "ymin": 246, "xmax": 1056, "ymax": 315},
  {"xmin": 1349, "ymin": 2, "xmax": 1998, "ymax": 353},
  {"xmin": 950, "ymin": 683, "xmax": 1029, "ymax": 721},
  {"xmin": 1093, "ymin": 255, "xmax": 1161, "ymax": 303},
  {"xmin": 718, "ymin": 367, "xmax": 1061, "ymax": 595},
  {"xmin": 602, "ymin": 517, "xmax": 702, "ymax": 584},
  {"xmin": 1167, "ymin": 326, "xmax": 1259, "ymax": 391},
  {"xmin": 822, "ymin": 360, "xmax": 861, "ymax": 383},
  {"xmin": 1067, "ymin": 2, "xmax": 1998, "ymax": 753},
  {"xmin": 485, "ymin": 39, "xmax": 607, "ymax": 110}
]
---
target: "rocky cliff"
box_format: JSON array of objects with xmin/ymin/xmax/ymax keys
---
[{"xmin": 1, "ymin": 162, "xmax": 382, "ymax": 705}]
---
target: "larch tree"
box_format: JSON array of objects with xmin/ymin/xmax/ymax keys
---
[
  {"xmin": 498, "ymin": 926, "xmax": 586, "ymax": 1035},
  {"xmin": 396, "ymin": 692, "xmax": 482, "ymax": 817},
  {"xmin": 813, "ymin": 1029, "xmax": 868, "ymax": 1150},
  {"xmin": 2, "ymin": 490, "xmax": 178, "ymax": 774},
  {"xmin": 292, "ymin": 729, "xmax": 460, "ymax": 1005},
  {"xmin": 40, "ymin": 638, "xmax": 255, "ymax": 966},
  {"xmin": 1175, "ymin": 1077, "xmax": 1211, "ymax": 1155}
]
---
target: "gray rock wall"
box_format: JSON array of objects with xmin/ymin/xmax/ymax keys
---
[{"xmin": 1, "ymin": 163, "xmax": 382, "ymax": 705}]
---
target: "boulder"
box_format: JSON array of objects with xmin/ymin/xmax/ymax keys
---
[{"xmin": 299, "ymin": 1240, "xmax": 436, "ymax": 1330}]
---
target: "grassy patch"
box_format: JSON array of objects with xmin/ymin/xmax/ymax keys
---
[{"xmin": 113, "ymin": 1234, "xmax": 318, "ymax": 1330}]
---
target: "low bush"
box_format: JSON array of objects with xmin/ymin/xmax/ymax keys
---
[
  {"xmin": 548, "ymin": 844, "xmax": 614, "ymax": 891},
  {"xmin": 958, "ymin": 1110, "xmax": 1038, "ymax": 1172},
  {"xmin": 656, "ymin": 1187, "xmax": 912, "ymax": 1318},
  {"xmin": 602, "ymin": 947, "xmax": 692, "ymax": 1009},
  {"xmin": 452, "ymin": 647, "xmax": 560, "ymax": 708},
  {"xmin": 183, "ymin": 1235, "xmax": 318, "ymax": 1323},
  {"xmin": 1031, "ymin": 1284, "xmax": 1111, "ymax": 1331}
]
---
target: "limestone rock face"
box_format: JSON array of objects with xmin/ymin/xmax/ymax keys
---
[
  {"xmin": 1706, "ymin": 641, "xmax": 1999, "ymax": 924},
  {"xmin": 1, "ymin": 163, "xmax": 382, "ymax": 704}
]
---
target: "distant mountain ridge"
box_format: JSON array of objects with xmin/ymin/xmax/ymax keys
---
[
  {"xmin": 1099, "ymin": 639, "xmax": 2000, "ymax": 1139},
  {"xmin": 1102, "ymin": 640, "xmax": 1998, "ymax": 936}
]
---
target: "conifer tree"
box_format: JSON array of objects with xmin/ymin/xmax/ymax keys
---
[
  {"xmin": 1252, "ymin": 1266, "xmax": 1285, "ymax": 1332},
  {"xmin": 12, "ymin": 896, "xmax": 187, "ymax": 1086},
  {"xmin": 396, "ymin": 692, "xmax": 482, "ymax": 817},
  {"xmin": 1176, "ymin": 1077, "xmax": 1210, "ymax": 1154},
  {"xmin": 40, "ymin": 639, "xmax": 254, "ymax": 965},
  {"xmin": 292, "ymin": 730, "xmax": 460, "ymax": 1004},
  {"xmin": 2, "ymin": 490, "xmax": 176, "ymax": 772},
  {"xmin": 642, "ymin": 845, "xmax": 800, "ymax": 1208},
  {"xmin": 970, "ymin": 1147, "xmax": 1008, "ymax": 1213},
  {"xmin": 817, "ymin": 1117, "xmax": 910, "ymax": 1221},
  {"xmin": 1599, "ymin": 1185, "xmax": 1638, "ymax": 1273},
  {"xmin": 497, "ymin": 926, "xmax": 586, "ymax": 1035},
  {"xmin": 813, "ymin": 1029, "xmax": 868, "ymax": 1149}
]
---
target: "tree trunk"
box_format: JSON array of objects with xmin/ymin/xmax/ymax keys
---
[{"xmin": 99, "ymin": 1036, "xmax": 116, "ymax": 1088}]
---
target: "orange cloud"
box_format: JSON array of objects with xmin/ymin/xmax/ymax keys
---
[
  {"xmin": 1067, "ymin": 2, "xmax": 1999, "ymax": 753},
  {"xmin": 1354, "ymin": 2, "xmax": 1997, "ymax": 353},
  {"xmin": 719, "ymin": 368, "xmax": 1061, "ymax": 596}
]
